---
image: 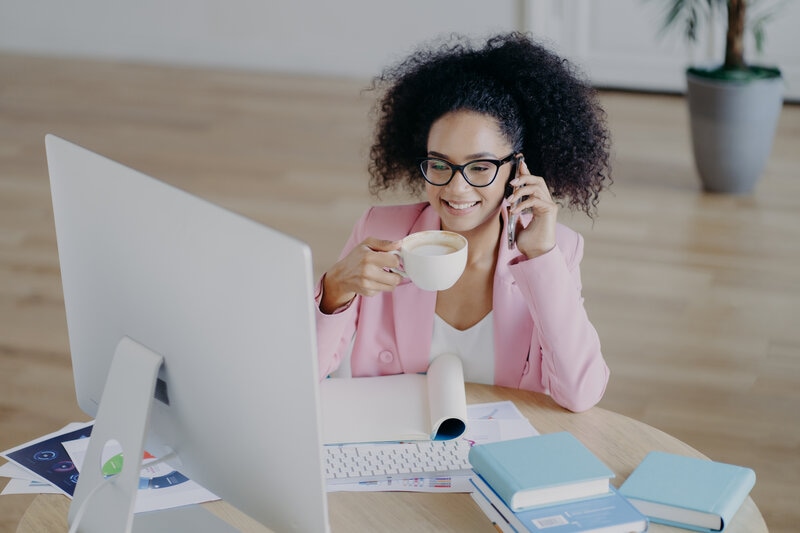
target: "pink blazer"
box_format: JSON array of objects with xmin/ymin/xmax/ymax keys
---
[{"xmin": 314, "ymin": 202, "xmax": 609, "ymax": 412}]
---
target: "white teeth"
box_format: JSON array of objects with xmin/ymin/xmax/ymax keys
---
[{"xmin": 447, "ymin": 201, "xmax": 478, "ymax": 210}]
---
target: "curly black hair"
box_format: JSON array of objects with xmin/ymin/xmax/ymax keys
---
[{"xmin": 367, "ymin": 32, "xmax": 612, "ymax": 218}]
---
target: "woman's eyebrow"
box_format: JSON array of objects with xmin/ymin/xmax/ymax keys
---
[{"xmin": 427, "ymin": 150, "xmax": 498, "ymax": 160}]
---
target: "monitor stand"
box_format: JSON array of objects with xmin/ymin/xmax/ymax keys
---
[{"xmin": 68, "ymin": 337, "xmax": 237, "ymax": 533}]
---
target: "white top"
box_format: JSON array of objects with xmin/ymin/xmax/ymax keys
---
[{"xmin": 430, "ymin": 312, "xmax": 495, "ymax": 385}]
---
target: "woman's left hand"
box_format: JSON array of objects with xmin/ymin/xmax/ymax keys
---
[{"xmin": 508, "ymin": 159, "xmax": 558, "ymax": 258}]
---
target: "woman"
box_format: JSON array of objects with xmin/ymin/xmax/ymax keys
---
[{"xmin": 315, "ymin": 33, "xmax": 611, "ymax": 412}]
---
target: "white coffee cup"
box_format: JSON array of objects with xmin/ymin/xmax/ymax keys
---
[{"xmin": 391, "ymin": 230, "xmax": 468, "ymax": 291}]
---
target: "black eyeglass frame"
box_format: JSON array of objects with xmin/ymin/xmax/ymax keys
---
[{"xmin": 418, "ymin": 153, "xmax": 517, "ymax": 188}]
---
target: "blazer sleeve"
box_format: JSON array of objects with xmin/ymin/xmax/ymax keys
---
[
  {"xmin": 313, "ymin": 203, "xmax": 428, "ymax": 378},
  {"xmin": 509, "ymin": 229, "xmax": 609, "ymax": 412},
  {"xmin": 313, "ymin": 210, "xmax": 369, "ymax": 378}
]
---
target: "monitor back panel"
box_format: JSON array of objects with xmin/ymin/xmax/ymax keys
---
[{"xmin": 46, "ymin": 134, "xmax": 330, "ymax": 533}]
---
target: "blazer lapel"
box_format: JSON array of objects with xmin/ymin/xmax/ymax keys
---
[
  {"xmin": 492, "ymin": 205, "xmax": 533, "ymax": 387},
  {"xmin": 392, "ymin": 205, "xmax": 440, "ymax": 374},
  {"xmin": 392, "ymin": 282, "xmax": 436, "ymax": 374}
]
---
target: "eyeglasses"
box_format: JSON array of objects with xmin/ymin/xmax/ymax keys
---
[{"xmin": 418, "ymin": 153, "xmax": 516, "ymax": 188}]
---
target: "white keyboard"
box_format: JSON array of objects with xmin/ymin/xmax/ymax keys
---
[{"xmin": 324, "ymin": 438, "xmax": 472, "ymax": 484}]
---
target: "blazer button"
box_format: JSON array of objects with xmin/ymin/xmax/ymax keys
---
[{"xmin": 379, "ymin": 350, "xmax": 394, "ymax": 364}]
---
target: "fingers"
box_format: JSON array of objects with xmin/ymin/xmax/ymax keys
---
[
  {"xmin": 508, "ymin": 170, "xmax": 556, "ymax": 217},
  {"xmin": 506, "ymin": 160, "xmax": 558, "ymax": 258},
  {"xmin": 334, "ymin": 238, "xmax": 405, "ymax": 295},
  {"xmin": 356, "ymin": 239, "xmax": 402, "ymax": 274},
  {"xmin": 352, "ymin": 240, "xmax": 401, "ymax": 272},
  {"xmin": 321, "ymin": 236, "xmax": 410, "ymax": 312},
  {"xmin": 359, "ymin": 268, "xmax": 403, "ymax": 297},
  {"xmin": 363, "ymin": 237, "xmax": 401, "ymax": 253}
]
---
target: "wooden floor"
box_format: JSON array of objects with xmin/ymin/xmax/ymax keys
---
[{"xmin": 1, "ymin": 53, "xmax": 798, "ymax": 532}]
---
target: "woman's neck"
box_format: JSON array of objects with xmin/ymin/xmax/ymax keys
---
[{"xmin": 442, "ymin": 206, "xmax": 503, "ymax": 269}]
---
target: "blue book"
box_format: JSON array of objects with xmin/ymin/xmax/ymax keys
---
[
  {"xmin": 468, "ymin": 432, "xmax": 615, "ymax": 511},
  {"xmin": 618, "ymin": 451, "xmax": 756, "ymax": 532},
  {"xmin": 470, "ymin": 475, "xmax": 648, "ymax": 533}
]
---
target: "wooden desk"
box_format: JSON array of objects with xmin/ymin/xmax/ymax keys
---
[{"xmin": 17, "ymin": 384, "xmax": 767, "ymax": 532}]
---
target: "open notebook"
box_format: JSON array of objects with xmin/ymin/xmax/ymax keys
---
[{"xmin": 320, "ymin": 353, "xmax": 468, "ymax": 444}]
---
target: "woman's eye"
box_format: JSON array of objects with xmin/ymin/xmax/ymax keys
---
[
  {"xmin": 430, "ymin": 161, "xmax": 450, "ymax": 172},
  {"xmin": 467, "ymin": 163, "xmax": 492, "ymax": 174}
]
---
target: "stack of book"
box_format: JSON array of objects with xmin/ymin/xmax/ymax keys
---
[{"xmin": 468, "ymin": 432, "xmax": 647, "ymax": 533}]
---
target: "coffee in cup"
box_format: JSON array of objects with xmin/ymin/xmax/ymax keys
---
[{"xmin": 390, "ymin": 230, "xmax": 467, "ymax": 291}]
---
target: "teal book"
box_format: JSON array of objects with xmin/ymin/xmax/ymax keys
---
[
  {"xmin": 618, "ymin": 451, "xmax": 756, "ymax": 532},
  {"xmin": 470, "ymin": 475, "xmax": 648, "ymax": 533},
  {"xmin": 468, "ymin": 432, "xmax": 615, "ymax": 512}
]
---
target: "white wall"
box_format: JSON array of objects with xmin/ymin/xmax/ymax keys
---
[
  {"xmin": 1, "ymin": 0, "xmax": 798, "ymax": 99},
  {"xmin": 537, "ymin": 0, "xmax": 800, "ymax": 100},
  {"xmin": 0, "ymin": 0, "xmax": 519, "ymax": 78}
]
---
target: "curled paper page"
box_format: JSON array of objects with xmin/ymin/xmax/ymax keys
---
[
  {"xmin": 427, "ymin": 353, "xmax": 468, "ymax": 440},
  {"xmin": 319, "ymin": 353, "xmax": 467, "ymax": 445}
]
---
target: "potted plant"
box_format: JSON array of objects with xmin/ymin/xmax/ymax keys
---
[{"xmin": 658, "ymin": 0, "xmax": 784, "ymax": 193}]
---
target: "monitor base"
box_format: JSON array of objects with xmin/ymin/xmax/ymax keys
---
[{"xmin": 132, "ymin": 505, "xmax": 238, "ymax": 532}]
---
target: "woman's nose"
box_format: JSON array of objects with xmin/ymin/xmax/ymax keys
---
[{"xmin": 446, "ymin": 169, "xmax": 473, "ymax": 191}]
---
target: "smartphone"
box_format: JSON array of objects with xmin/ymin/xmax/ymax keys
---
[{"xmin": 506, "ymin": 155, "xmax": 524, "ymax": 249}]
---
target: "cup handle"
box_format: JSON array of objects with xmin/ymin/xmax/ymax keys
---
[{"xmin": 387, "ymin": 250, "xmax": 407, "ymax": 277}]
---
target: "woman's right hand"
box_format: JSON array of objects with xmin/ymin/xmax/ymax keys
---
[{"xmin": 319, "ymin": 237, "xmax": 403, "ymax": 314}]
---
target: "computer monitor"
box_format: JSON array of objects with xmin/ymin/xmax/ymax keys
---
[{"xmin": 45, "ymin": 134, "xmax": 330, "ymax": 532}]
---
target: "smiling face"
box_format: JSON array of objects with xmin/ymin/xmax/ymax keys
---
[{"xmin": 425, "ymin": 110, "xmax": 515, "ymax": 237}]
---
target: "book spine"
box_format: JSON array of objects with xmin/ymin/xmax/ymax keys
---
[
  {"xmin": 716, "ymin": 467, "xmax": 756, "ymax": 528},
  {"xmin": 469, "ymin": 448, "xmax": 521, "ymax": 509},
  {"xmin": 648, "ymin": 516, "xmax": 712, "ymax": 533},
  {"xmin": 470, "ymin": 477, "xmax": 525, "ymax": 533},
  {"xmin": 469, "ymin": 490, "xmax": 518, "ymax": 533}
]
